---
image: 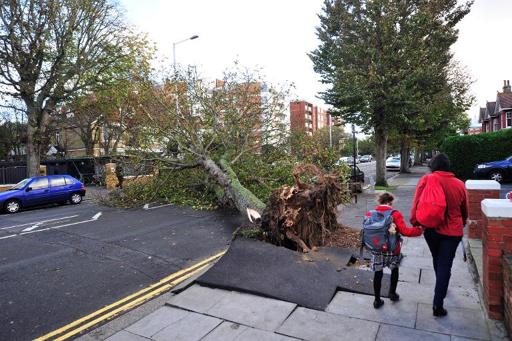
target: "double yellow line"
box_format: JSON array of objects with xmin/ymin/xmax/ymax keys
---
[{"xmin": 35, "ymin": 251, "xmax": 226, "ymax": 341}]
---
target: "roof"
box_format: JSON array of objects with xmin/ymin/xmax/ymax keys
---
[
  {"xmin": 483, "ymin": 101, "xmax": 496, "ymax": 120},
  {"xmin": 497, "ymin": 92, "xmax": 512, "ymax": 110},
  {"xmin": 478, "ymin": 107, "xmax": 486, "ymax": 123}
]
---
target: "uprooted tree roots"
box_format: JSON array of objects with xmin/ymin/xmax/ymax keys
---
[{"xmin": 261, "ymin": 164, "xmax": 352, "ymax": 252}]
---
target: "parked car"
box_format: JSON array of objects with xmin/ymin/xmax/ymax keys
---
[
  {"xmin": 336, "ymin": 156, "xmax": 352, "ymax": 165},
  {"xmin": 0, "ymin": 175, "xmax": 86, "ymax": 214},
  {"xmin": 386, "ymin": 156, "xmax": 401, "ymax": 170},
  {"xmin": 360, "ymin": 155, "xmax": 373, "ymax": 163},
  {"xmin": 474, "ymin": 156, "xmax": 512, "ymax": 183},
  {"xmin": 350, "ymin": 165, "xmax": 365, "ymax": 183}
]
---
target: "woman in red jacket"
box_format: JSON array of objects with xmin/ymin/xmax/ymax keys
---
[
  {"xmin": 410, "ymin": 153, "xmax": 468, "ymax": 317},
  {"xmin": 370, "ymin": 192, "xmax": 423, "ymax": 309}
]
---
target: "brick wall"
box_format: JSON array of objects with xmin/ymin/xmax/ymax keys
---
[
  {"xmin": 504, "ymin": 255, "xmax": 512, "ymax": 335},
  {"xmin": 482, "ymin": 214, "xmax": 512, "ymax": 319},
  {"xmin": 468, "ymin": 189, "xmax": 500, "ymax": 239}
]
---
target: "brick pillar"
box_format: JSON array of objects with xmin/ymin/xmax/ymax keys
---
[
  {"xmin": 465, "ymin": 180, "xmax": 500, "ymax": 239},
  {"xmin": 481, "ymin": 199, "xmax": 512, "ymax": 320},
  {"xmin": 504, "ymin": 256, "xmax": 512, "ymax": 335}
]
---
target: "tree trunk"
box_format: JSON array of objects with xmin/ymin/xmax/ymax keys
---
[
  {"xmin": 200, "ymin": 157, "xmax": 265, "ymax": 214},
  {"xmin": 414, "ymin": 149, "xmax": 421, "ymax": 166},
  {"xmin": 85, "ymin": 140, "xmax": 94, "ymax": 156},
  {"xmin": 26, "ymin": 124, "xmax": 41, "ymax": 177},
  {"xmin": 399, "ymin": 139, "xmax": 411, "ymax": 173},
  {"xmin": 374, "ymin": 126, "xmax": 388, "ymax": 187}
]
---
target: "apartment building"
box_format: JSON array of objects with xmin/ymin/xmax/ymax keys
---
[{"xmin": 290, "ymin": 100, "xmax": 332, "ymax": 135}]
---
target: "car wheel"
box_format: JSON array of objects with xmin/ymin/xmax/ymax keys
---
[
  {"xmin": 489, "ymin": 170, "xmax": 503, "ymax": 183},
  {"xmin": 70, "ymin": 193, "xmax": 82, "ymax": 205},
  {"xmin": 5, "ymin": 199, "xmax": 21, "ymax": 214}
]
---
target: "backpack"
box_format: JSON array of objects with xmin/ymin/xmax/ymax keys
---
[
  {"xmin": 361, "ymin": 209, "xmax": 399, "ymax": 254},
  {"xmin": 415, "ymin": 174, "xmax": 447, "ymax": 228}
]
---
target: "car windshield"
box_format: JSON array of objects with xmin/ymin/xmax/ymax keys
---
[
  {"xmin": 10, "ymin": 178, "xmax": 30, "ymax": 190},
  {"xmin": 507, "ymin": 156, "xmax": 512, "ymax": 161}
]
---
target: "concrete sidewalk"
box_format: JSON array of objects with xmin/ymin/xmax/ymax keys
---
[{"xmin": 87, "ymin": 167, "xmax": 508, "ymax": 341}]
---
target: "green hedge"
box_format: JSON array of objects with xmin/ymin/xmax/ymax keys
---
[{"xmin": 441, "ymin": 129, "xmax": 512, "ymax": 180}]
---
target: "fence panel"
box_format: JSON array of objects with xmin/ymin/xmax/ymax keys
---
[{"xmin": 0, "ymin": 166, "xmax": 27, "ymax": 184}]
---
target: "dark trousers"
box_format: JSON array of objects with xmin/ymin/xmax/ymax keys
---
[
  {"xmin": 373, "ymin": 268, "xmax": 399, "ymax": 300},
  {"xmin": 424, "ymin": 229, "xmax": 461, "ymax": 308}
]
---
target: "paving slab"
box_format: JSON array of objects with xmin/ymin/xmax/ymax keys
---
[
  {"xmin": 376, "ymin": 324, "xmax": 450, "ymax": 341},
  {"xmin": 202, "ymin": 322, "xmax": 248, "ymax": 341},
  {"xmin": 420, "ymin": 268, "xmax": 475, "ymax": 287},
  {"xmin": 415, "ymin": 303, "xmax": 490, "ymax": 340},
  {"xmin": 326, "ymin": 291, "xmax": 417, "ymax": 328},
  {"xmin": 235, "ymin": 328, "xmax": 299, "ymax": 341},
  {"xmin": 397, "ymin": 281, "xmax": 481, "ymax": 310},
  {"xmin": 383, "ymin": 266, "xmax": 420, "ymax": 283},
  {"xmin": 203, "ymin": 322, "xmax": 299, "ymax": 341},
  {"xmin": 400, "ymin": 255, "xmax": 435, "ymax": 270},
  {"xmin": 167, "ymin": 284, "xmax": 230, "ymax": 313},
  {"xmin": 126, "ymin": 306, "xmax": 190, "ymax": 338},
  {"xmin": 105, "ymin": 330, "xmax": 150, "ymax": 341},
  {"xmin": 277, "ymin": 306, "xmax": 379, "ymax": 341},
  {"xmin": 152, "ymin": 311, "xmax": 222, "ymax": 341},
  {"xmin": 206, "ymin": 290, "xmax": 296, "ymax": 332}
]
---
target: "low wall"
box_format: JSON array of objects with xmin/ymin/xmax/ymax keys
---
[
  {"xmin": 466, "ymin": 180, "xmax": 501, "ymax": 239},
  {"xmin": 504, "ymin": 255, "xmax": 512, "ymax": 336}
]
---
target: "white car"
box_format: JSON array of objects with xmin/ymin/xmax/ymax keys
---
[{"xmin": 386, "ymin": 156, "xmax": 401, "ymax": 170}]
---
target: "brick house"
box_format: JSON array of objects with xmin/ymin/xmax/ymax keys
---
[{"xmin": 480, "ymin": 80, "xmax": 512, "ymax": 133}]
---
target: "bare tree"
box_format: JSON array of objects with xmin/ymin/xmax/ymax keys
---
[{"xmin": 0, "ymin": 0, "xmax": 131, "ymax": 175}]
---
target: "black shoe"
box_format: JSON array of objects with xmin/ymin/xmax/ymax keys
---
[
  {"xmin": 374, "ymin": 298, "xmax": 384, "ymax": 309},
  {"xmin": 389, "ymin": 292, "xmax": 400, "ymax": 302},
  {"xmin": 433, "ymin": 306, "xmax": 447, "ymax": 317}
]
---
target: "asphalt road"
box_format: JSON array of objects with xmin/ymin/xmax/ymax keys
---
[
  {"xmin": 353, "ymin": 161, "xmax": 397, "ymax": 182},
  {"xmin": 0, "ymin": 199, "xmax": 244, "ymax": 341}
]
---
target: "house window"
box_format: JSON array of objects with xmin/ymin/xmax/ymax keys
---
[{"xmin": 507, "ymin": 112, "xmax": 512, "ymax": 128}]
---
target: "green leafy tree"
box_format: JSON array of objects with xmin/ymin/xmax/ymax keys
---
[
  {"xmin": 310, "ymin": 0, "xmax": 473, "ymax": 185},
  {"xmin": 0, "ymin": 0, "xmax": 134, "ymax": 176}
]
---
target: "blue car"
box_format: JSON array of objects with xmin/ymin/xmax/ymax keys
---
[
  {"xmin": 0, "ymin": 175, "xmax": 86, "ymax": 214},
  {"xmin": 474, "ymin": 155, "xmax": 512, "ymax": 183}
]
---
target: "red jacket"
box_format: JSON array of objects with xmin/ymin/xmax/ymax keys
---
[
  {"xmin": 410, "ymin": 171, "xmax": 468, "ymax": 237},
  {"xmin": 373, "ymin": 205, "xmax": 423, "ymax": 254}
]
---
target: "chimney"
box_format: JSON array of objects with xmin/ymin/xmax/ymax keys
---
[{"xmin": 503, "ymin": 80, "xmax": 511, "ymax": 93}]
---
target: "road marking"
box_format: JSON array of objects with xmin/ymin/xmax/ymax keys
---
[
  {"xmin": 144, "ymin": 203, "xmax": 173, "ymax": 210},
  {"xmin": 91, "ymin": 212, "xmax": 102, "ymax": 220},
  {"xmin": 21, "ymin": 223, "xmax": 42, "ymax": 232},
  {"xmin": 35, "ymin": 250, "xmax": 226, "ymax": 341},
  {"xmin": 142, "ymin": 203, "xmax": 149, "ymax": 210},
  {"xmin": 0, "ymin": 215, "xmax": 79, "ymax": 230},
  {"xmin": 0, "ymin": 213, "xmax": 102, "ymax": 240}
]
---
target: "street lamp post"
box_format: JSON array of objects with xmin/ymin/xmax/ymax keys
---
[
  {"xmin": 352, "ymin": 123, "xmax": 357, "ymax": 178},
  {"xmin": 172, "ymin": 35, "xmax": 199, "ymax": 115}
]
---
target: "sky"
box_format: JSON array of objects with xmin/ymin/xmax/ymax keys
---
[{"xmin": 120, "ymin": 0, "xmax": 512, "ymax": 126}]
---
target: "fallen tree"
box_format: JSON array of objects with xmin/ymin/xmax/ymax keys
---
[
  {"xmin": 261, "ymin": 164, "xmax": 348, "ymax": 252},
  {"xmin": 122, "ymin": 64, "xmax": 354, "ymax": 251}
]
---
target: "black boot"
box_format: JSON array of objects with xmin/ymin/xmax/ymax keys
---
[
  {"xmin": 389, "ymin": 292, "xmax": 400, "ymax": 302},
  {"xmin": 374, "ymin": 298, "xmax": 384, "ymax": 309},
  {"xmin": 433, "ymin": 306, "xmax": 447, "ymax": 317}
]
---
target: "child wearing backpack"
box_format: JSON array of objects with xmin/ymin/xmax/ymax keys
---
[{"xmin": 364, "ymin": 192, "xmax": 423, "ymax": 309}]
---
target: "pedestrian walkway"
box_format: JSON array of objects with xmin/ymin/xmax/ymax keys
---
[{"xmin": 90, "ymin": 167, "xmax": 507, "ymax": 341}]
